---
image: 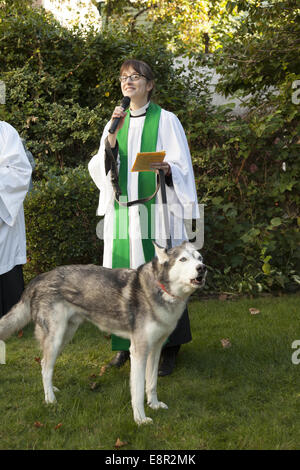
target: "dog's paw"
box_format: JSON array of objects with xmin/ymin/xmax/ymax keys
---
[
  {"xmin": 44, "ymin": 391, "xmax": 57, "ymax": 404},
  {"xmin": 45, "ymin": 396, "xmax": 57, "ymax": 404},
  {"xmin": 53, "ymin": 386, "xmax": 60, "ymax": 393},
  {"xmin": 148, "ymin": 400, "xmax": 168, "ymax": 410},
  {"xmin": 136, "ymin": 417, "xmax": 153, "ymax": 425}
]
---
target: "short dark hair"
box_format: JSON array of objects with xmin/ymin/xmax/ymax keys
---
[{"xmin": 120, "ymin": 59, "xmax": 155, "ymax": 100}]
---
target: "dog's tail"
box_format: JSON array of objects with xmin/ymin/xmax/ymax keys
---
[{"xmin": 0, "ymin": 298, "xmax": 31, "ymax": 341}]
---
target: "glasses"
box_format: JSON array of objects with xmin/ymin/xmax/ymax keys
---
[{"xmin": 119, "ymin": 73, "xmax": 146, "ymax": 83}]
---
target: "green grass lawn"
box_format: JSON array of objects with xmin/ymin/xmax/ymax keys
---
[{"xmin": 0, "ymin": 293, "xmax": 299, "ymax": 450}]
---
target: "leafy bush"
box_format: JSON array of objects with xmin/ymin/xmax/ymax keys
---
[
  {"xmin": 190, "ymin": 0, "xmax": 300, "ymax": 294},
  {"xmin": 23, "ymin": 166, "xmax": 103, "ymax": 283},
  {"xmin": 0, "ymin": 1, "xmax": 188, "ymax": 172},
  {"xmin": 184, "ymin": 93, "xmax": 300, "ymax": 294},
  {"xmin": 1, "ymin": 2, "xmax": 299, "ymax": 294}
]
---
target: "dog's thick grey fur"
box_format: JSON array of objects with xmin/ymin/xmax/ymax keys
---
[{"xmin": 0, "ymin": 241, "xmax": 206, "ymax": 424}]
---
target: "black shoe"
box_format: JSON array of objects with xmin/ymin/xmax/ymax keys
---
[
  {"xmin": 108, "ymin": 350, "xmax": 130, "ymax": 368},
  {"xmin": 158, "ymin": 345, "xmax": 180, "ymax": 377}
]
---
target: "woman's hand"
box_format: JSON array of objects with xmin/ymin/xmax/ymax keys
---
[
  {"xmin": 150, "ymin": 162, "xmax": 171, "ymax": 176},
  {"xmin": 107, "ymin": 106, "xmax": 127, "ymax": 147}
]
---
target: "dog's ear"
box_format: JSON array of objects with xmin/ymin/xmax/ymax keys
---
[
  {"xmin": 152, "ymin": 242, "xmax": 169, "ymax": 264},
  {"xmin": 184, "ymin": 241, "xmax": 196, "ymax": 253}
]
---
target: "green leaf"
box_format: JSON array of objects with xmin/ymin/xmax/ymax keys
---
[
  {"xmin": 270, "ymin": 218, "xmax": 282, "ymax": 227},
  {"xmin": 262, "ymin": 263, "xmax": 271, "ymax": 275}
]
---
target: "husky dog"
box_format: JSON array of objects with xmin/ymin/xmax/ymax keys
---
[{"xmin": 0, "ymin": 241, "xmax": 206, "ymax": 424}]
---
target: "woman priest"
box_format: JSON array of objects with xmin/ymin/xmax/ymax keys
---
[{"xmin": 88, "ymin": 59, "xmax": 199, "ymax": 376}]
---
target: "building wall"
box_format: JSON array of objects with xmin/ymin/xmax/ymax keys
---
[{"xmin": 174, "ymin": 57, "xmax": 249, "ymax": 116}]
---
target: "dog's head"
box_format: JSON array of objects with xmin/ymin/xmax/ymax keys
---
[{"xmin": 153, "ymin": 241, "xmax": 207, "ymax": 295}]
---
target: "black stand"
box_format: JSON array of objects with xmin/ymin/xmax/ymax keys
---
[{"xmin": 158, "ymin": 169, "xmax": 172, "ymax": 250}]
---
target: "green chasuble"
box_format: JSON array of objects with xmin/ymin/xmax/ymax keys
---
[{"xmin": 111, "ymin": 101, "xmax": 162, "ymax": 351}]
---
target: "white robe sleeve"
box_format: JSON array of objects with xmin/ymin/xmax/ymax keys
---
[
  {"xmin": 88, "ymin": 121, "xmax": 115, "ymax": 216},
  {"xmin": 0, "ymin": 122, "xmax": 32, "ymax": 227},
  {"xmin": 158, "ymin": 110, "xmax": 200, "ymax": 220}
]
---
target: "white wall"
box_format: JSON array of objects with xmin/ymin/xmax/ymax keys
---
[{"xmin": 174, "ymin": 56, "xmax": 249, "ymax": 116}]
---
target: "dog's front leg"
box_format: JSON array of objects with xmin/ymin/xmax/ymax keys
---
[
  {"xmin": 129, "ymin": 343, "xmax": 152, "ymax": 425},
  {"xmin": 146, "ymin": 339, "xmax": 168, "ymax": 411}
]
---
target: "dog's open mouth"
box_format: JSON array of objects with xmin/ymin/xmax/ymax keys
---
[{"xmin": 190, "ymin": 276, "xmax": 204, "ymax": 286}]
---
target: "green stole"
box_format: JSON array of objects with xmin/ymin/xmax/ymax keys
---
[{"xmin": 111, "ymin": 101, "xmax": 162, "ymax": 351}]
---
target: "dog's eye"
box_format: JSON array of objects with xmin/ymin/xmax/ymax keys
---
[{"xmin": 179, "ymin": 257, "xmax": 187, "ymax": 262}]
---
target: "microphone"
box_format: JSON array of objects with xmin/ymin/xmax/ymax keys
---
[{"xmin": 108, "ymin": 96, "xmax": 131, "ymax": 134}]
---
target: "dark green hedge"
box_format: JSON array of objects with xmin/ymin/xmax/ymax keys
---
[
  {"xmin": 183, "ymin": 100, "xmax": 300, "ymax": 295},
  {"xmin": 0, "ymin": 2, "xmax": 188, "ymax": 173},
  {"xmin": 23, "ymin": 158, "xmax": 300, "ymax": 295},
  {"xmin": 23, "ymin": 166, "xmax": 103, "ymax": 283},
  {"xmin": 1, "ymin": 3, "xmax": 299, "ymax": 294}
]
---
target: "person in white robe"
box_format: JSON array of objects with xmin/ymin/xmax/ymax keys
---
[
  {"xmin": 88, "ymin": 59, "xmax": 199, "ymax": 375},
  {"xmin": 0, "ymin": 121, "xmax": 32, "ymax": 317}
]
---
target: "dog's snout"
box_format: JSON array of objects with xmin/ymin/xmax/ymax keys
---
[{"xmin": 197, "ymin": 264, "xmax": 206, "ymax": 274}]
